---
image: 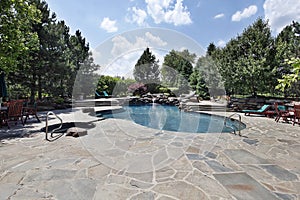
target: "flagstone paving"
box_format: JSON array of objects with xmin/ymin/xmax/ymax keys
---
[{"xmin": 0, "ymin": 108, "xmax": 299, "ymax": 200}]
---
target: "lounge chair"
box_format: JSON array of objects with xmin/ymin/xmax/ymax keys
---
[
  {"xmin": 242, "ymin": 104, "xmax": 274, "ymax": 117},
  {"xmin": 95, "ymin": 91, "xmax": 111, "ymax": 99},
  {"xmin": 274, "ymin": 102, "xmax": 294, "ymax": 122},
  {"xmin": 103, "ymin": 91, "xmax": 109, "ymax": 97}
]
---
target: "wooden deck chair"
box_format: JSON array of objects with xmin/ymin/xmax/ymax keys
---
[
  {"xmin": 23, "ymin": 101, "xmax": 40, "ymax": 124},
  {"xmin": 274, "ymin": 102, "xmax": 294, "ymax": 122},
  {"xmin": 4, "ymin": 100, "xmax": 24, "ymax": 128},
  {"xmin": 293, "ymin": 104, "xmax": 300, "ymax": 126}
]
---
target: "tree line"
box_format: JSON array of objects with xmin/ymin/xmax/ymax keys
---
[
  {"xmin": 211, "ymin": 18, "xmax": 299, "ymax": 97},
  {"xmin": 129, "ymin": 18, "xmax": 299, "ymax": 99},
  {"xmin": 1, "ymin": 1, "xmax": 299, "ymax": 101},
  {"xmin": 0, "ymin": 0, "xmax": 99, "ymax": 101}
]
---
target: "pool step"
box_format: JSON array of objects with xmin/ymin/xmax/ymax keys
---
[
  {"xmin": 74, "ymin": 99, "xmax": 120, "ymax": 107},
  {"xmin": 181, "ymin": 103, "xmax": 227, "ymax": 112}
]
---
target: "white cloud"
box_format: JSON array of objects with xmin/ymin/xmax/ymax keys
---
[
  {"xmin": 103, "ymin": 33, "xmax": 168, "ymax": 76},
  {"xmin": 126, "ymin": 7, "xmax": 148, "ymax": 26},
  {"xmin": 111, "ymin": 32, "xmax": 167, "ymax": 56},
  {"xmin": 264, "ymin": 0, "xmax": 300, "ymax": 33},
  {"xmin": 165, "ymin": 0, "xmax": 192, "ymax": 26},
  {"xmin": 145, "ymin": 32, "xmax": 168, "ymax": 46},
  {"xmin": 214, "ymin": 13, "xmax": 224, "ymax": 19},
  {"xmin": 145, "ymin": 0, "xmax": 172, "ymax": 24},
  {"xmin": 216, "ymin": 40, "xmax": 226, "ymax": 47},
  {"xmin": 104, "ymin": 51, "xmax": 140, "ymax": 77},
  {"xmin": 232, "ymin": 5, "xmax": 257, "ymax": 22},
  {"xmin": 102, "ymin": 32, "xmax": 168, "ymax": 76},
  {"xmin": 100, "ymin": 17, "xmax": 118, "ymax": 33},
  {"xmin": 103, "ymin": 48, "xmax": 167, "ymax": 77},
  {"xmin": 145, "ymin": 0, "xmax": 192, "ymax": 26}
]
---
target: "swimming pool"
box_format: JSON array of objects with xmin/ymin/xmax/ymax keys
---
[{"xmin": 98, "ymin": 104, "xmax": 245, "ymax": 133}]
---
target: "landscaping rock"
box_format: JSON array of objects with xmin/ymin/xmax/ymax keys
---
[{"xmin": 66, "ymin": 127, "xmax": 87, "ymax": 137}]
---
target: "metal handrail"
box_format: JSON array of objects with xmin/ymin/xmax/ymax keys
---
[
  {"xmin": 45, "ymin": 111, "xmax": 63, "ymax": 141},
  {"xmin": 224, "ymin": 113, "xmax": 242, "ymax": 136}
]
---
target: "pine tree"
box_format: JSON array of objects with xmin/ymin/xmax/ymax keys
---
[{"xmin": 133, "ymin": 47, "xmax": 160, "ymax": 83}]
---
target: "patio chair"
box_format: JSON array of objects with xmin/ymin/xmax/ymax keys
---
[
  {"xmin": 95, "ymin": 91, "xmax": 111, "ymax": 99},
  {"xmin": 242, "ymin": 104, "xmax": 274, "ymax": 117},
  {"xmin": 3, "ymin": 100, "xmax": 24, "ymax": 128},
  {"xmin": 293, "ymin": 104, "xmax": 300, "ymax": 126},
  {"xmin": 23, "ymin": 101, "xmax": 40, "ymax": 124},
  {"xmin": 274, "ymin": 102, "xmax": 294, "ymax": 123}
]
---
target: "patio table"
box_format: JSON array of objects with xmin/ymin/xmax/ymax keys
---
[{"xmin": 284, "ymin": 103, "xmax": 295, "ymax": 109}]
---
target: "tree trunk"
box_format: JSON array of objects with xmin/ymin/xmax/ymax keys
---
[
  {"xmin": 60, "ymin": 79, "xmax": 64, "ymax": 97},
  {"xmin": 30, "ymin": 74, "xmax": 36, "ymax": 103},
  {"xmin": 38, "ymin": 75, "xmax": 42, "ymax": 100}
]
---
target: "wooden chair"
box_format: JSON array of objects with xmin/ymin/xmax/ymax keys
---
[
  {"xmin": 293, "ymin": 104, "xmax": 300, "ymax": 126},
  {"xmin": 23, "ymin": 100, "xmax": 40, "ymax": 124},
  {"xmin": 3, "ymin": 100, "xmax": 24, "ymax": 128},
  {"xmin": 274, "ymin": 102, "xmax": 294, "ymax": 123}
]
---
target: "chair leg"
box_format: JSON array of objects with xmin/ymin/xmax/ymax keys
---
[
  {"xmin": 24, "ymin": 115, "xmax": 29, "ymax": 124},
  {"xmin": 20, "ymin": 116, "xmax": 24, "ymax": 126},
  {"xmin": 7, "ymin": 120, "xmax": 10, "ymax": 129},
  {"xmin": 35, "ymin": 114, "xmax": 41, "ymax": 122}
]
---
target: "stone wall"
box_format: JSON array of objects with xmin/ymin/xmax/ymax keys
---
[{"xmin": 228, "ymin": 97, "xmax": 293, "ymax": 111}]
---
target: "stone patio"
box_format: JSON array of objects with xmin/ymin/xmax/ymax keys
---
[{"xmin": 0, "ymin": 107, "xmax": 299, "ymax": 200}]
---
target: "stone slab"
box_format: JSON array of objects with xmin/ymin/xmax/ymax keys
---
[
  {"xmin": 153, "ymin": 181, "xmax": 209, "ymax": 199},
  {"xmin": 205, "ymin": 160, "xmax": 232, "ymax": 172},
  {"xmin": 261, "ymin": 165, "xmax": 298, "ymax": 181},
  {"xmin": 0, "ymin": 183, "xmax": 19, "ymax": 200},
  {"xmin": 213, "ymin": 172, "xmax": 279, "ymax": 200},
  {"xmin": 224, "ymin": 149, "xmax": 270, "ymax": 165},
  {"xmin": 186, "ymin": 153, "xmax": 206, "ymax": 160}
]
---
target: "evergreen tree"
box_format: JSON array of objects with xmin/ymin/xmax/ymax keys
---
[
  {"xmin": 0, "ymin": 0, "xmax": 41, "ymax": 74},
  {"xmin": 133, "ymin": 47, "xmax": 160, "ymax": 83},
  {"xmin": 214, "ymin": 18, "xmax": 275, "ymax": 96},
  {"xmin": 189, "ymin": 68, "xmax": 209, "ymax": 99},
  {"xmin": 275, "ymin": 21, "xmax": 300, "ymax": 96},
  {"xmin": 161, "ymin": 49, "xmax": 195, "ymax": 87}
]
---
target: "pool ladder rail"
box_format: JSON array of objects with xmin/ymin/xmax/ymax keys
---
[
  {"xmin": 224, "ymin": 113, "xmax": 242, "ymax": 136},
  {"xmin": 45, "ymin": 111, "xmax": 64, "ymax": 141}
]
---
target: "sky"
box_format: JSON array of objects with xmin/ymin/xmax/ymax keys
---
[{"xmin": 46, "ymin": 0, "xmax": 300, "ymax": 76}]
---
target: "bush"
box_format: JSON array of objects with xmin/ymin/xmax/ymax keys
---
[
  {"xmin": 53, "ymin": 97, "xmax": 64, "ymax": 104},
  {"xmin": 128, "ymin": 83, "xmax": 147, "ymax": 96}
]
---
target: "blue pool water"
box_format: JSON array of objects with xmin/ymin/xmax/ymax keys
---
[{"xmin": 98, "ymin": 105, "xmax": 245, "ymax": 133}]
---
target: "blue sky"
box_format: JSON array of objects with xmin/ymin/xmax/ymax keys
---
[{"xmin": 46, "ymin": 0, "xmax": 300, "ymax": 76}]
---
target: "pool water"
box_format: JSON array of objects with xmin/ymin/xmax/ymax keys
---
[{"xmin": 98, "ymin": 104, "xmax": 245, "ymax": 133}]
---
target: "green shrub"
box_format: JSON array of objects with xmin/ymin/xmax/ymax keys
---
[{"xmin": 53, "ymin": 97, "xmax": 64, "ymax": 104}]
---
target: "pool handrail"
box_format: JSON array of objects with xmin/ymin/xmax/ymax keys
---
[
  {"xmin": 224, "ymin": 113, "xmax": 242, "ymax": 136},
  {"xmin": 45, "ymin": 111, "xmax": 64, "ymax": 141}
]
